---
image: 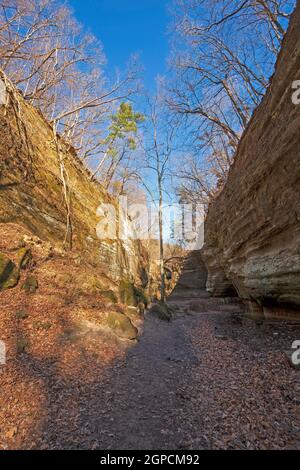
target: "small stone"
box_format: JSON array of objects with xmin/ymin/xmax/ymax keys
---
[
  {"xmin": 17, "ymin": 247, "xmax": 32, "ymax": 269},
  {"xmin": 0, "ymin": 252, "xmax": 19, "ymax": 290},
  {"xmin": 138, "ymin": 302, "xmax": 145, "ymax": 316},
  {"xmin": 16, "ymin": 337, "xmax": 29, "ymax": 353},
  {"xmin": 284, "ymin": 350, "xmax": 300, "ymax": 370},
  {"xmin": 33, "ymin": 321, "xmax": 52, "ymax": 330},
  {"xmin": 215, "ymin": 334, "xmax": 228, "ymax": 341},
  {"xmin": 6, "ymin": 427, "xmax": 18, "ymax": 439},
  {"xmin": 22, "ymin": 275, "xmax": 38, "ymax": 294},
  {"xmin": 74, "ymin": 256, "xmax": 82, "ymax": 266},
  {"xmin": 15, "ymin": 310, "xmax": 29, "ymax": 320}
]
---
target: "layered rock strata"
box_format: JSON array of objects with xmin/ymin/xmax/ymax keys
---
[{"xmin": 202, "ymin": 3, "xmax": 300, "ymax": 319}]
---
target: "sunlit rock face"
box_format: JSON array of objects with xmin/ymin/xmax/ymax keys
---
[
  {"xmin": 0, "ymin": 72, "xmax": 148, "ymax": 287},
  {"xmin": 202, "ymin": 3, "xmax": 300, "ymax": 319}
]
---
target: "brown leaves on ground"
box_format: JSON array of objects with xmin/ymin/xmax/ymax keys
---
[{"xmin": 0, "ymin": 223, "xmax": 132, "ymax": 449}]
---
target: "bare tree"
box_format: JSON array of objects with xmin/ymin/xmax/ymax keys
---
[
  {"xmin": 168, "ymin": 0, "xmax": 295, "ymax": 204},
  {"xmin": 142, "ymin": 95, "xmax": 178, "ymax": 303}
]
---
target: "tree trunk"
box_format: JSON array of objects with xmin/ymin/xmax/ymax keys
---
[{"xmin": 158, "ymin": 178, "xmax": 166, "ymax": 303}]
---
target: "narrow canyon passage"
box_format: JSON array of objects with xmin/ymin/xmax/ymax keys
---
[
  {"xmin": 0, "ymin": 0, "xmax": 299, "ymax": 457},
  {"xmin": 18, "ymin": 255, "xmax": 299, "ymax": 451}
]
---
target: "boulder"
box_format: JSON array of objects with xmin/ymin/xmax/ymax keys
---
[
  {"xmin": 106, "ymin": 311, "xmax": 138, "ymax": 340},
  {"xmin": 0, "ymin": 252, "xmax": 19, "ymax": 290}
]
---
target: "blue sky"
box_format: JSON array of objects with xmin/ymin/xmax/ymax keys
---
[
  {"xmin": 69, "ymin": 0, "xmax": 178, "ymax": 216},
  {"xmin": 70, "ymin": 0, "xmax": 169, "ymax": 92}
]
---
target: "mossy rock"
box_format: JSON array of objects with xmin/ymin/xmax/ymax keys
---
[
  {"xmin": 119, "ymin": 280, "xmax": 150, "ymax": 307},
  {"xmin": 106, "ymin": 311, "xmax": 138, "ymax": 340},
  {"xmin": 22, "ymin": 275, "xmax": 38, "ymax": 294},
  {"xmin": 149, "ymin": 302, "xmax": 173, "ymax": 322},
  {"xmin": 0, "ymin": 252, "xmax": 19, "ymax": 290},
  {"xmin": 17, "ymin": 247, "xmax": 32, "ymax": 269},
  {"xmin": 101, "ymin": 290, "xmax": 118, "ymax": 303}
]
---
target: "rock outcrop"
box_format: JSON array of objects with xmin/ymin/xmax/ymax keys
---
[
  {"xmin": 202, "ymin": 3, "xmax": 300, "ymax": 319},
  {"xmin": 0, "ymin": 71, "xmax": 148, "ymax": 291},
  {"xmin": 0, "ymin": 70, "xmax": 151, "ymax": 345}
]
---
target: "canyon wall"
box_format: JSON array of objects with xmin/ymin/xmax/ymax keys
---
[
  {"xmin": 0, "ymin": 72, "xmax": 148, "ymax": 289},
  {"xmin": 202, "ymin": 2, "xmax": 300, "ymax": 319}
]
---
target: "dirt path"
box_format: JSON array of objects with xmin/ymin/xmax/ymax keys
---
[
  {"xmin": 2, "ymin": 252, "xmax": 300, "ymax": 450},
  {"xmin": 32, "ymin": 295, "xmax": 299, "ymax": 450}
]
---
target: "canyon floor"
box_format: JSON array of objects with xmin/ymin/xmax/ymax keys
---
[
  {"xmin": 69, "ymin": 300, "xmax": 300, "ymax": 451},
  {"xmin": 1, "ymin": 252, "xmax": 300, "ymax": 450}
]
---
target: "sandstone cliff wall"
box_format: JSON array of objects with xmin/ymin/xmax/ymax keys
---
[
  {"xmin": 202, "ymin": 2, "xmax": 300, "ymax": 319},
  {"xmin": 0, "ymin": 72, "xmax": 148, "ymax": 287}
]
